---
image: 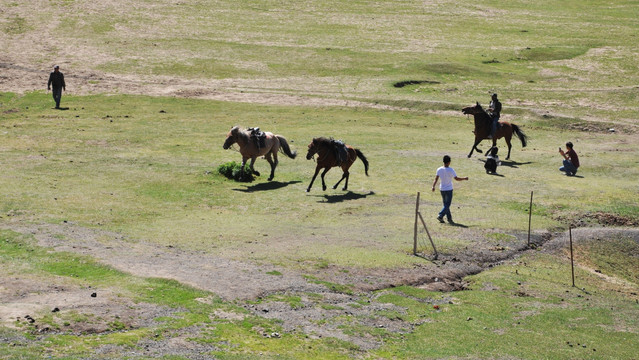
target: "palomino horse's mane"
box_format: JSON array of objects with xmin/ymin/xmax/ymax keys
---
[{"xmin": 230, "ymin": 125, "xmax": 250, "ymax": 141}]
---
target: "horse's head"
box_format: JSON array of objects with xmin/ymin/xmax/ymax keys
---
[
  {"xmin": 223, "ymin": 126, "xmax": 240, "ymax": 149},
  {"xmin": 462, "ymin": 102, "xmax": 484, "ymax": 115},
  {"xmin": 306, "ymin": 138, "xmax": 319, "ymax": 160}
]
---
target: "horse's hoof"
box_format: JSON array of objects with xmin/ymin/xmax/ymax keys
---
[
  {"xmin": 306, "ymin": 189, "xmax": 310, "ymax": 193},
  {"xmin": 268, "ymin": 177, "xmax": 274, "ymax": 181},
  {"xmin": 332, "ymin": 186, "xmax": 337, "ymax": 190},
  {"xmin": 253, "ymin": 171, "xmax": 260, "ymax": 176},
  {"xmin": 322, "ymin": 186, "xmax": 327, "ymax": 191},
  {"xmin": 342, "ymin": 187, "xmax": 347, "ymax": 191}
]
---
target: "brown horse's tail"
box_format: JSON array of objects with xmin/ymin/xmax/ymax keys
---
[
  {"xmin": 512, "ymin": 124, "xmax": 528, "ymax": 148},
  {"xmin": 355, "ymin": 149, "xmax": 369, "ymax": 176},
  {"xmin": 276, "ymin": 135, "xmax": 297, "ymax": 159}
]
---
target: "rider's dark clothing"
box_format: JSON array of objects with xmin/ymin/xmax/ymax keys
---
[{"xmin": 488, "ymin": 99, "xmax": 501, "ymax": 137}]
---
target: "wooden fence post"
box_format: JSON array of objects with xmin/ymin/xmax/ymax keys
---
[
  {"xmin": 569, "ymin": 226, "xmax": 575, "ymax": 287},
  {"xmin": 528, "ymin": 191, "xmax": 533, "ymax": 247},
  {"xmin": 418, "ymin": 212, "xmax": 438, "ymax": 260},
  {"xmin": 413, "ymin": 192, "xmax": 420, "ymax": 255}
]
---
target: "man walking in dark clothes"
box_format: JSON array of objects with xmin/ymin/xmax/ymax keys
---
[{"xmin": 47, "ymin": 65, "xmax": 66, "ymax": 109}]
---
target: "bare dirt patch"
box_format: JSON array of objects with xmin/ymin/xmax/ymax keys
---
[
  {"xmin": 0, "ymin": 276, "xmax": 175, "ymax": 335},
  {"xmin": 555, "ymin": 211, "xmax": 638, "ymax": 228}
]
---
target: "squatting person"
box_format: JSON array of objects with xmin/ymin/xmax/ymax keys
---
[{"xmin": 559, "ymin": 141, "xmax": 580, "ymax": 176}]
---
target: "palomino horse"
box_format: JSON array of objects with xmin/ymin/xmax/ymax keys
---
[
  {"xmin": 462, "ymin": 102, "xmax": 528, "ymax": 160},
  {"xmin": 222, "ymin": 126, "xmax": 297, "ymax": 181},
  {"xmin": 305, "ymin": 137, "xmax": 369, "ymax": 192}
]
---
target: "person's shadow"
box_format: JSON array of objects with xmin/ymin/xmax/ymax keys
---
[
  {"xmin": 54, "ymin": 107, "xmax": 70, "ymax": 110},
  {"xmin": 234, "ymin": 180, "xmax": 302, "ymax": 193},
  {"xmin": 447, "ymin": 221, "xmax": 469, "ymax": 228}
]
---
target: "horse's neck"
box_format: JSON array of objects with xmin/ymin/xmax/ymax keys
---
[
  {"xmin": 236, "ymin": 131, "xmax": 250, "ymax": 146},
  {"xmin": 316, "ymin": 143, "xmax": 331, "ymax": 156},
  {"xmin": 475, "ymin": 113, "xmax": 490, "ymax": 126}
]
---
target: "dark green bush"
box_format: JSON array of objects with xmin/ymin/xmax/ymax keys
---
[{"xmin": 216, "ymin": 161, "xmax": 255, "ymax": 182}]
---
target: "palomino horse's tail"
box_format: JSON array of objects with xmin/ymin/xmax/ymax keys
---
[
  {"xmin": 512, "ymin": 124, "xmax": 528, "ymax": 148},
  {"xmin": 276, "ymin": 135, "xmax": 297, "ymax": 159},
  {"xmin": 355, "ymin": 149, "xmax": 369, "ymax": 176}
]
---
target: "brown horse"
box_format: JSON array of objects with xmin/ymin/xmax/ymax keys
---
[
  {"xmin": 305, "ymin": 137, "xmax": 369, "ymax": 192},
  {"xmin": 462, "ymin": 102, "xmax": 528, "ymax": 159},
  {"xmin": 222, "ymin": 126, "xmax": 297, "ymax": 181}
]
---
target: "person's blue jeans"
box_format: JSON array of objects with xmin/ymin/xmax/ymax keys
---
[
  {"xmin": 559, "ymin": 159, "xmax": 577, "ymax": 175},
  {"xmin": 490, "ymin": 117, "xmax": 499, "ymax": 137},
  {"xmin": 439, "ymin": 190, "xmax": 453, "ymax": 221}
]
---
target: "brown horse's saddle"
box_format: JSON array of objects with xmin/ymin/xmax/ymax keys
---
[
  {"xmin": 331, "ymin": 139, "xmax": 348, "ymax": 166},
  {"xmin": 248, "ymin": 127, "xmax": 267, "ymax": 149}
]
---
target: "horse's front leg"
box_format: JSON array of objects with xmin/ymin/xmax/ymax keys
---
[
  {"xmin": 320, "ymin": 168, "xmax": 331, "ymax": 191},
  {"xmin": 468, "ymin": 139, "xmax": 482, "ymax": 158},
  {"xmin": 239, "ymin": 157, "xmax": 248, "ymax": 180},
  {"xmin": 249, "ymin": 157, "xmax": 260, "ymax": 176},
  {"xmin": 306, "ymin": 166, "xmax": 321, "ymax": 192}
]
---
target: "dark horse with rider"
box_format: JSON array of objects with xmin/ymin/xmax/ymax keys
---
[{"xmin": 462, "ymin": 97, "xmax": 528, "ymax": 160}]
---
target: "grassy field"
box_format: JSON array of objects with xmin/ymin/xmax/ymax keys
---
[{"xmin": 1, "ymin": 0, "xmax": 639, "ymax": 358}]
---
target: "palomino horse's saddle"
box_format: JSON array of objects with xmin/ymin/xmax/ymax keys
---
[
  {"xmin": 248, "ymin": 127, "xmax": 267, "ymax": 149},
  {"xmin": 331, "ymin": 139, "xmax": 348, "ymax": 166}
]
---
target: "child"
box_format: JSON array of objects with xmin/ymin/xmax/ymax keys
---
[{"xmin": 484, "ymin": 146, "xmax": 501, "ymax": 174}]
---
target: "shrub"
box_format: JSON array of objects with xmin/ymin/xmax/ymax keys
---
[{"xmin": 216, "ymin": 161, "xmax": 255, "ymax": 182}]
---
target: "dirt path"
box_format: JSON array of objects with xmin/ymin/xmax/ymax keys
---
[{"xmin": 6, "ymin": 223, "xmax": 327, "ymax": 301}]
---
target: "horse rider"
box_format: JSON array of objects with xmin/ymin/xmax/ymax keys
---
[{"xmin": 487, "ymin": 93, "xmax": 501, "ymax": 139}]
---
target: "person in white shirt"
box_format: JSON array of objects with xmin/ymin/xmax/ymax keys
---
[{"xmin": 432, "ymin": 155, "xmax": 469, "ymax": 223}]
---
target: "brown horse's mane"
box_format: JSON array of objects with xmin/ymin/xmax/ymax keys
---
[
  {"xmin": 313, "ymin": 136, "xmax": 335, "ymax": 145},
  {"xmin": 473, "ymin": 103, "xmax": 492, "ymax": 124},
  {"xmin": 312, "ymin": 136, "xmax": 341, "ymax": 150}
]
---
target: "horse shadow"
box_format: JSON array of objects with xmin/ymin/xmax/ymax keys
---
[
  {"xmin": 316, "ymin": 191, "xmax": 375, "ymax": 203},
  {"xmin": 234, "ymin": 180, "xmax": 302, "ymax": 193},
  {"xmin": 499, "ymin": 160, "xmax": 533, "ymax": 168}
]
